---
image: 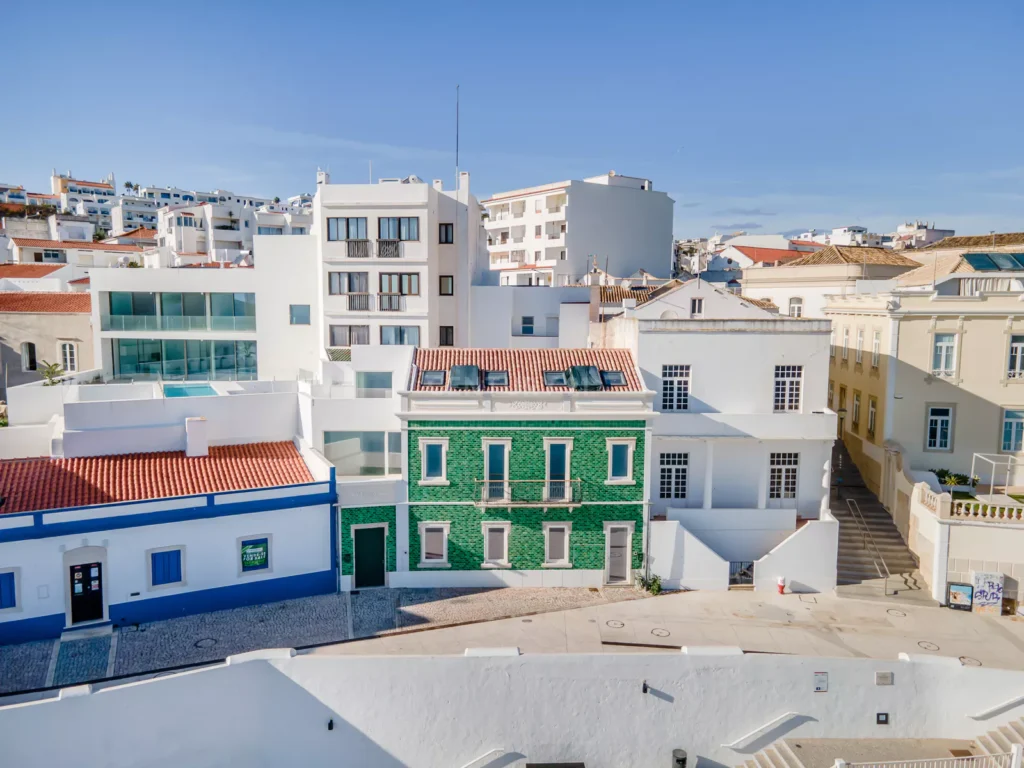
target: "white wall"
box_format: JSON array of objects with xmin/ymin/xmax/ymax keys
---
[
  {"xmin": 670, "ymin": 507, "xmax": 797, "ymax": 562},
  {"xmin": 754, "ymin": 512, "xmax": 839, "ymax": 593},
  {"xmin": 468, "ymin": 285, "xmax": 590, "ymax": 347},
  {"xmin": 2, "ymin": 651, "xmax": 1023, "ymax": 768},
  {"xmin": 648, "ymin": 520, "xmax": 730, "ymax": 590},
  {"xmin": 0, "ymin": 502, "xmax": 330, "ymax": 630}
]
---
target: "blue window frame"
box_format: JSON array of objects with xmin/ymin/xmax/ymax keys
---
[
  {"xmin": 151, "ymin": 549, "xmax": 182, "ymax": 586},
  {"xmin": 0, "ymin": 572, "xmax": 15, "ymax": 609}
]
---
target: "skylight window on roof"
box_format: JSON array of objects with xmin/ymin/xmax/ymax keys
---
[
  {"xmin": 450, "ymin": 365, "xmax": 480, "ymax": 390},
  {"xmin": 567, "ymin": 365, "xmax": 602, "ymax": 391},
  {"xmin": 484, "ymin": 371, "xmax": 509, "ymax": 387},
  {"xmin": 544, "ymin": 371, "xmax": 567, "ymax": 387},
  {"xmin": 601, "ymin": 370, "xmax": 626, "ymax": 387},
  {"xmin": 989, "ymin": 253, "xmax": 1024, "ymax": 270},
  {"xmin": 964, "ymin": 253, "xmax": 999, "ymax": 271},
  {"xmin": 420, "ymin": 370, "xmax": 446, "ymax": 386}
]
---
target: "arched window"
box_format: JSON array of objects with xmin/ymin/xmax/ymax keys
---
[
  {"xmin": 61, "ymin": 342, "xmax": 77, "ymax": 372},
  {"xmin": 660, "ymin": 310, "xmax": 680, "ymax": 320},
  {"xmin": 789, "ymin": 297, "xmax": 804, "ymax": 318},
  {"xmin": 21, "ymin": 342, "xmax": 36, "ymax": 372}
]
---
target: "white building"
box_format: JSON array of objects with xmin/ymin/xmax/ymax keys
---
[
  {"xmin": 592, "ymin": 280, "xmax": 838, "ymax": 591},
  {"xmin": 139, "ymin": 185, "xmax": 273, "ymax": 209},
  {"xmin": 7, "ymin": 237, "xmax": 141, "ymax": 270},
  {"xmin": 51, "ymin": 171, "xmax": 117, "ymax": 231},
  {"xmin": 888, "ymin": 220, "xmax": 956, "ymax": 250},
  {"xmin": 0, "ymin": 183, "xmax": 26, "ymax": 205},
  {"xmin": 482, "ymin": 171, "xmax": 673, "ymax": 286},
  {"xmin": 314, "ymin": 171, "xmax": 481, "ymax": 350},
  {"xmin": 110, "ymin": 196, "xmax": 160, "ymax": 234}
]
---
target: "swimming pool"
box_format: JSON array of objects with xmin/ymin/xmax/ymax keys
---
[{"xmin": 164, "ymin": 384, "xmax": 218, "ymax": 398}]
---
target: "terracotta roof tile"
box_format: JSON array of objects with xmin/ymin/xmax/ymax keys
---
[
  {"xmin": 922, "ymin": 232, "xmax": 1024, "ymax": 251},
  {"xmin": 0, "ymin": 442, "xmax": 313, "ymax": 515},
  {"xmin": 68, "ymin": 276, "xmax": 90, "ymax": 285},
  {"xmin": 66, "ymin": 179, "xmax": 113, "ymax": 190},
  {"xmin": 599, "ymin": 280, "xmax": 683, "ymax": 305},
  {"xmin": 739, "ymin": 296, "xmax": 778, "ymax": 310},
  {"xmin": 0, "ymin": 292, "xmax": 90, "ymax": 313},
  {"xmin": 0, "ymin": 264, "xmax": 66, "ymax": 278},
  {"xmin": 412, "ymin": 348, "xmax": 642, "ymax": 392},
  {"xmin": 783, "ymin": 245, "xmax": 920, "ymax": 268},
  {"xmin": 110, "ymin": 227, "xmax": 157, "ymax": 239},
  {"xmin": 731, "ymin": 245, "xmax": 804, "ymax": 264},
  {"xmin": 11, "ymin": 238, "xmax": 142, "ymax": 253}
]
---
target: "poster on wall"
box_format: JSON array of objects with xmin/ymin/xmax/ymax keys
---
[
  {"xmin": 947, "ymin": 582, "xmax": 973, "ymax": 611},
  {"xmin": 972, "ymin": 571, "xmax": 1004, "ymax": 615},
  {"xmin": 241, "ymin": 538, "xmax": 269, "ymax": 572}
]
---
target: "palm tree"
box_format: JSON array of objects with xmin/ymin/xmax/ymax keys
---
[
  {"xmin": 133, "ymin": 183, "xmax": 140, "ymax": 194},
  {"xmin": 123, "ymin": 181, "xmax": 133, "ymax": 194}
]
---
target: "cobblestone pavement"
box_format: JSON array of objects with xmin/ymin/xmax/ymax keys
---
[
  {"xmin": 0, "ymin": 587, "xmax": 644, "ymax": 693},
  {"xmin": 52, "ymin": 636, "xmax": 110, "ymax": 687},
  {"xmin": 113, "ymin": 593, "xmax": 349, "ymax": 677},
  {"xmin": 0, "ymin": 639, "xmax": 55, "ymax": 694}
]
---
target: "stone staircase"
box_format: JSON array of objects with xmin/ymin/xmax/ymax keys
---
[
  {"xmin": 975, "ymin": 716, "xmax": 1024, "ymax": 755},
  {"xmin": 739, "ymin": 740, "xmax": 805, "ymax": 768}
]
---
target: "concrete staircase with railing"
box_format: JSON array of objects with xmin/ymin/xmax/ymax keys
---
[
  {"xmin": 975, "ymin": 717, "xmax": 1024, "ymax": 756},
  {"xmin": 832, "ymin": 501, "xmax": 920, "ymax": 585},
  {"xmin": 740, "ymin": 739, "xmax": 806, "ymax": 768}
]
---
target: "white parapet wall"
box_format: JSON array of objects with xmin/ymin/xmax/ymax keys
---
[
  {"xmin": 2, "ymin": 651, "xmax": 1024, "ymax": 767},
  {"xmin": 753, "ymin": 511, "xmax": 840, "ymax": 594},
  {"xmin": 648, "ymin": 519, "xmax": 730, "ymax": 590}
]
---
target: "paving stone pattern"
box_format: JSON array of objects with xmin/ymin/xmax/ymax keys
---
[
  {"xmin": 0, "ymin": 639, "xmax": 55, "ymax": 693},
  {"xmin": 0, "ymin": 587, "xmax": 644, "ymax": 693},
  {"xmin": 52, "ymin": 636, "xmax": 110, "ymax": 687},
  {"xmin": 113, "ymin": 593, "xmax": 349, "ymax": 676}
]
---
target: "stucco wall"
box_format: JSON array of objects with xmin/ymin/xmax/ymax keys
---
[{"xmin": 0, "ymin": 310, "xmax": 94, "ymax": 400}]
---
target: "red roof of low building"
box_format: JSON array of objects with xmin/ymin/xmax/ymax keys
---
[
  {"xmin": 0, "ymin": 442, "xmax": 314, "ymax": 515},
  {"xmin": 0, "ymin": 263, "xmax": 66, "ymax": 278},
  {"xmin": 108, "ymin": 227, "xmax": 157, "ymax": 240},
  {"xmin": 789, "ymin": 240, "xmax": 826, "ymax": 249},
  {"xmin": 412, "ymin": 348, "xmax": 642, "ymax": 392},
  {"xmin": 66, "ymin": 179, "xmax": 113, "ymax": 190},
  {"xmin": 731, "ymin": 246, "xmax": 804, "ymax": 264},
  {"xmin": 11, "ymin": 238, "xmax": 142, "ymax": 253},
  {"xmin": 0, "ymin": 292, "xmax": 91, "ymax": 313},
  {"xmin": 68, "ymin": 276, "xmax": 90, "ymax": 285}
]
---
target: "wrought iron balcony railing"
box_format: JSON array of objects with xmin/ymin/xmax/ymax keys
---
[{"xmin": 475, "ymin": 479, "xmax": 582, "ymax": 507}]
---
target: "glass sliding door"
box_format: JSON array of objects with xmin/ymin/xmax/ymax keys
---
[
  {"xmin": 186, "ymin": 340, "xmax": 211, "ymax": 379},
  {"xmin": 162, "ymin": 340, "xmax": 186, "ymax": 379}
]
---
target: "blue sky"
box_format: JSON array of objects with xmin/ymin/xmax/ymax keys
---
[{"xmin": 4, "ymin": 0, "xmax": 1022, "ymax": 238}]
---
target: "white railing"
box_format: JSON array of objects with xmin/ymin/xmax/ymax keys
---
[
  {"xmin": 840, "ymin": 753, "xmax": 1015, "ymax": 768},
  {"xmin": 949, "ymin": 500, "xmax": 1024, "ymax": 522},
  {"xmin": 721, "ymin": 711, "xmax": 800, "ymax": 750}
]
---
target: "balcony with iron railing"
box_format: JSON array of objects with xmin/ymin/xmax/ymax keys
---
[
  {"xmin": 346, "ymin": 292, "xmax": 371, "ymax": 311},
  {"xmin": 377, "ymin": 239, "xmax": 401, "ymax": 258},
  {"xmin": 378, "ymin": 293, "xmax": 405, "ymax": 312},
  {"xmin": 346, "ymin": 239, "xmax": 372, "ymax": 258},
  {"xmin": 475, "ymin": 479, "xmax": 582, "ymax": 508}
]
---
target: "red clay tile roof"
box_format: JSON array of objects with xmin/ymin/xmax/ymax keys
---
[
  {"xmin": 68, "ymin": 277, "xmax": 90, "ymax": 285},
  {"xmin": 789, "ymin": 240, "xmax": 825, "ymax": 249},
  {"xmin": 731, "ymin": 245, "xmax": 804, "ymax": 264},
  {"xmin": 0, "ymin": 442, "xmax": 314, "ymax": 515},
  {"xmin": 0, "ymin": 264, "xmax": 66, "ymax": 278},
  {"xmin": 66, "ymin": 179, "xmax": 113, "ymax": 190},
  {"xmin": 412, "ymin": 348, "xmax": 642, "ymax": 392},
  {"xmin": 26, "ymin": 192, "xmax": 58, "ymax": 199},
  {"xmin": 109, "ymin": 227, "xmax": 157, "ymax": 240},
  {"xmin": 599, "ymin": 281, "xmax": 683, "ymax": 305},
  {"xmin": 0, "ymin": 292, "xmax": 91, "ymax": 313},
  {"xmin": 11, "ymin": 238, "xmax": 142, "ymax": 253}
]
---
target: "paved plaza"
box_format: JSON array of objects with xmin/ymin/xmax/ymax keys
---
[{"xmin": 0, "ymin": 587, "xmax": 643, "ymax": 694}]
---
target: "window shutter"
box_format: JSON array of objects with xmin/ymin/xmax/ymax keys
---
[
  {"xmin": 0, "ymin": 572, "xmax": 15, "ymax": 609},
  {"xmin": 548, "ymin": 528, "xmax": 565, "ymax": 561},
  {"xmin": 487, "ymin": 528, "xmax": 505, "ymax": 561}
]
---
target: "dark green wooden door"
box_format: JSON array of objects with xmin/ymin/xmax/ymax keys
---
[{"xmin": 354, "ymin": 527, "xmax": 386, "ymax": 588}]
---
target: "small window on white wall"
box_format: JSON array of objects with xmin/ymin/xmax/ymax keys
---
[
  {"xmin": 788, "ymin": 297, "xmax": 803, "ymax": 318},
  {"xmin": 60, "ymin": 342, "xmax": 77, "ymax": 372}
]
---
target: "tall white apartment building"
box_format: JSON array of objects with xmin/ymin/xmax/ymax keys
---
[
  {"xmin": 51, "ymin": 171, "xmax": 117, "ymax": 231},
  {"xmin": 152, "ymin": 200, "xmax": 260, "ymax": 265},
  {"xmin": 482, "ymin": 171, "xmax": 674, "ymax": 286},
  {"xmin": 110, "ymin": 196, "xmax": 160, "ymax": 234},
  {"xmin": 0, "ymin": 182, "xmax": 27, "ymax": 204},
  {"xmin": 139, "ymin": 185, "xmax": 272, "ymax": 209},
  {"xmin": 313, "ymin": 171, "xmax": 480, "ymax": 351}
]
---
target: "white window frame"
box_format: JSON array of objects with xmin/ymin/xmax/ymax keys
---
[
  {"xmin": 145, "ymin": 545, "xmax": 186, "ymax": 592},
  {"xmin": 690, "ymin": 297, "xmax": 704, "ymax": 318},
  {"xmin": 1008, "ymin": 335, "xmax": 1024, "ymax": 380},
  {"xmin": 605, "ymin": 437, "xmax": 637, "ymax": 485},
  {"xmin": 773, "ymin": 365, "xmax": 803, "ymax": 412},
  {"xmin": 542, "ymin": 521, "xmax": 573, "ymax": 568},
  {"xmin": 1001, "ymin": 408, "xmax": 1024, "ymax": 454},
  {"xmin": 788, "ymin": 297, "xmax": 803, "ymax": 318},
  {"xmin": 543, "ymin": 437, "xmax": 573, "ymax": 502},
  {"xmin": 855, "ymin": 328, "xmax": 864, "ymax": 364},
  {"xmin": 841, "ymin": 327, "xmax": 850, "ymax": 360},
  {"xmin": 482, "ymin": 438, "xmax": 512, "ymax": 501},
  {"xmin": 932, "ymin": 332, "xmax": 957, "ymax": 377},
  {"xmin": 871, "ymin": 330, "xmax": 881, "ymax": 368},
  {"xmin": 852, "ymin": 392, "xmax": 861, "ymax": 428},
  {"xmin": 59, "ymin": 341, "xmax": 77, "ymax": 372},
  {"xmin": 0, "ymin": 566, "xmax": 22, "ymax": 615},
  {"xmin": 417, "ymin": 521, "xmax": 451, "ymax": 568},
  {"xmin": 481, "ymin": 520, "xmax": 512, "ymax": 568},
  {"xmin": 658, "ymin": 452, "xmax": 688, "ymax": 500},
  {"xmin": 830, "ymin": 327, "xmax": 836, "ymax": 358},
  {"xmin": 925, "ymin": 404, "xmax": 954, "ymax": 452},
  {"xmin": 768, "ymin": 453, "xmax": 800, "ymax": 509},
  {"xmin": 418, "ymin": 437, "xmax": 450, "ymax": 486},
  {"xmin": 868, "ymin": 397, "xmax": 877, "ymax": 437},
  {"xmin": 661, "ymin": 364, "xmax": 691, "ymax": 411}
]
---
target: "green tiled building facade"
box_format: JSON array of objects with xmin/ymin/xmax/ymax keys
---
[{"xmin": 407, "ymin": 420, "xmax": 646, "ymax": 578}]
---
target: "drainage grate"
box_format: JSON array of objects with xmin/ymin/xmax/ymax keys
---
[{"xmin": 193, "ymin": 638, "xmax": 217, "ymax": 649}]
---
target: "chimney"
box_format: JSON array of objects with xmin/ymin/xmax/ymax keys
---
[
  {"xmin": 185, "ymin": 416, "xmax": 208, "ymax": 457},
  {"xmin": 433, "ymin": 179, "xmax": 444, "ymax": 191},
  {"xmin": 316, "ymin": 168, "xmax": 330, "ymax": 186}
]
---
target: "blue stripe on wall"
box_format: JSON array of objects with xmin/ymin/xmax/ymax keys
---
[
  {"xmin": 0, "ymin": 490, "xmax": 335, "ymax": 544},
  {"xmin": 0, "ymin": 570, "xmax": 336, "ymax": 645}
]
